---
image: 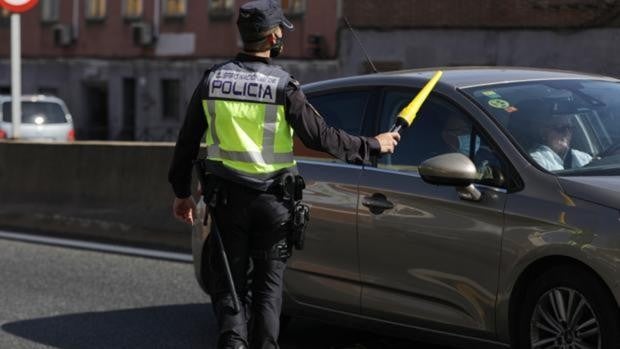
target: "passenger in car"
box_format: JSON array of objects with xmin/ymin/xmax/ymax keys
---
[
  {"xmin": 438, "ymin": 113, "xmax": 504, "ymax": 184},
  {"xmin": 440, "ymin": 114, "xmax": 471, "ymax": 155}
]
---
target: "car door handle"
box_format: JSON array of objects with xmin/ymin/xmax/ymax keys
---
[{"xmin": 362, "ymin": 193, "xmax": 394, "ymax": 215}]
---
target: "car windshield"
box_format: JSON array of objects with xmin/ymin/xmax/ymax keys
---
[
  {"xmin": 2, "ymin": 101, "xmax": 68, "ymax": 124},
  {"xmin": 463, "ymin": 80, "xmax": 620, "ymax": 176}
]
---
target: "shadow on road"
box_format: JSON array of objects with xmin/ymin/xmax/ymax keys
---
[
  {"xmin": 2, "ymin": 303, "xmax": 218, "ymax": 349},
  {"xmin": 3, "ymin": 303, "xmax": 441, "ymax": 349},
  {"xmin": 280, "ymin": 318, "xmax": 425, "ymax": 349}
]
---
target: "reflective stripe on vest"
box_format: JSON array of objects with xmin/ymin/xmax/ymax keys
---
[{"xmin": 203, "ymin": 99, "xmax": 294, "ymax": 165}]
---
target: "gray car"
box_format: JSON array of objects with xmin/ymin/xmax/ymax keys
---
[
  {"xmin": 0, "ymin": 95, "xmax": 75, "ymax": 141},
  {"xmin": 192, "ymin": 67, "xmax": 620, "ymax": 348}
]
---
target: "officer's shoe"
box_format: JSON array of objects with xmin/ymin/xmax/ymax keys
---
[{"xmin": 218, "ymin": 332, "xmax": 248, "ymax": 349}]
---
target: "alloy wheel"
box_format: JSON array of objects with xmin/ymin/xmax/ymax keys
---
[{"xmin": 530, "ymin": 287, "xmax": 601, "ymax": 349}]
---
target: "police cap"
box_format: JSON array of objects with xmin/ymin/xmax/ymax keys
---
[{"xmin": 237, "ymin": 0, "xmax": 294, "ymax": 42}]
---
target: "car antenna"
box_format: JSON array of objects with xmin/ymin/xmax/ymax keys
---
[{"xmin": 343, "ymin": 17, "xmax": 379, "ymax": 74}]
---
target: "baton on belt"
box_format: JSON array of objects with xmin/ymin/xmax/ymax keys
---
[
  {"xmin": 210, "ymin": 217, "xmax": 241, "ymax": 314},
  {"xmin": 390, "ymin": 70, "xmax": 443, "ymax": 134},
  {"xmin": 194, "ymin": 160, "xmax": 241, "ymax": 314}
]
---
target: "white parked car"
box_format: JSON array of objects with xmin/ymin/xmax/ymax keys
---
[{"xmin": 0, "ymin": 95, "xmax": 75, "ymax": 141}]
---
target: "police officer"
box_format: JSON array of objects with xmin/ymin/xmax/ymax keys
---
[{"xmin": 168, "ymin": 1, "xmax": 400, "ymax": 348}]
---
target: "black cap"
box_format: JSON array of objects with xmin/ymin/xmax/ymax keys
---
[{"xmin": 237, "ymin": 0, "xmax": 294, "ymax": 42}]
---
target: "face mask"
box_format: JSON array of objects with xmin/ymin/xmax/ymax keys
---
[{"xmin": 270, "ymin": 35, "xmax": 284, "ymax": 57}]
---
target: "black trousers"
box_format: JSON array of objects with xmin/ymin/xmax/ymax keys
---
[{"xmin": 208, "ymin": 180, "xmax": 291, "ymax": 349}]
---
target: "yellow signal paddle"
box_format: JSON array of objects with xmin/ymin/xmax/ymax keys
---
[{"xmin": 390, "ymin": 70, "xmax": 443, "ymax": 133}]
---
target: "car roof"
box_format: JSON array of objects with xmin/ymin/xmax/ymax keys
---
[
  {"xmin": 303, "ymin": 66, "xmax": 619, "ymax": 92},
  {"xmin": 0, "ymin": 94, "xmax": 65, "ymax": 103}
]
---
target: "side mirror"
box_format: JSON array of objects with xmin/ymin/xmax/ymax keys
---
[{"xmin": 419, "ymin": 153, "xmax": 482, "ymax": 201}]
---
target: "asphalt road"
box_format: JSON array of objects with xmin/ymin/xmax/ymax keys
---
[{"xmin": 0, "ymin": 236, "xmax": 454, "ymax": 349}]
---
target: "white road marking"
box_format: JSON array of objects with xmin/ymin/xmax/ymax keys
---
[{"xmin": 0, "ymin": 230, "xmax": 192, "ymax": 262}]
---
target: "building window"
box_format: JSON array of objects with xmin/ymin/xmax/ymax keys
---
[
  {"xmin": 208, "ymin": 0, "xmax": 234, "ymax": 19},
  {"xmin": 162, "ymin": 79, "xmax": 180, "ymax": 120},
  {"xmin": 0, "ymin": 8, "xmax": 10, "ymax": 26},
  {"xmin": 162, "ymin": 0, "xmax": 187, "ymax": 18},
  {"xmin": 123, "ymin": 0, "xmax": 143, "ymax": 19},
  {"xmin": 41, "ymin": 0, "xmax": 60, "ymax": 23},
  {"xmin": 85, "ymin": 0, "xmax": 107, "ymax": 20},
  {"xmin": 281, "ymin": 0, "xmax": 305, "ymax": 16}
]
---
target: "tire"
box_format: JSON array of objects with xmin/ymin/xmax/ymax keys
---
[{"xmin": 516, "ymin": 265, "xmax": 620, "ymax": 349}]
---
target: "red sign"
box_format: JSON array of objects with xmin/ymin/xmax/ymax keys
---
[{"xmin": 0, "ymin": 0, "xmax": 38, "ymax": 13}]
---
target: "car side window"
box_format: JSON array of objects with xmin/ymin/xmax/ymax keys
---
[
  {"xmin": 295, "ymin": 90, "xmax": 370, "ymax": 162},
  {"xmin": 378, "ymin": 90, "xmax": 507, "ymax": 187},
  {"xmin": 308, "ymin": 90, "xmax": 368, "ymax": 135}
]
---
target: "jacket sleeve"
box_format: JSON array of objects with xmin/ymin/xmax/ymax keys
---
[
  {"xmin": 168, "ymin": 75, "xmax": 209, "ymax": 198},
  {"xmin": 285, "ymin": 80, "xmax": 380, "ymax": 165}
]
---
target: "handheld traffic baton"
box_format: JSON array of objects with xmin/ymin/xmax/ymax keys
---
[
  {"xmin": 390, "ymin": 70, "xmax": 443, "ymax": 134},
  {"xmin": 194, "ymin": 160, "xmax": 241, "ymax": 314}
]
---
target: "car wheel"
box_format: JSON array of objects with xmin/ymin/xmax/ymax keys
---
[{"xmin": 517, "ymin": 265, "xmax": 620, "ymax": 349}]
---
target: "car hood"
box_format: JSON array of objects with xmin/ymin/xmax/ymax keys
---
[{"xmin": 558, "ymin": 176, "xmax": 620, "ymax": 209}]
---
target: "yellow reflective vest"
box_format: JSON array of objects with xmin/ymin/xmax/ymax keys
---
[{"xmin": 203, "ymin": 61, "xmax": 296, "ymax": 175}]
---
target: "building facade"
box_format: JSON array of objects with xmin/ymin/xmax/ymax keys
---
[
  {"xmin": 2, "ymin": 0, "xmax": 620, "ymax": 141},
  {"xmin": 0, "ymin": 0, "xmax": 341, "ymax": 140},
  {"xmin": 339, "ymin": 0, "xmax": 620, "ymax": 77}
]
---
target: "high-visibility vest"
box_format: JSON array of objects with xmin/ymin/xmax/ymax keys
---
[{"xmin": 204, "ymin": 61, "xmax": 295, "ymax": 175}]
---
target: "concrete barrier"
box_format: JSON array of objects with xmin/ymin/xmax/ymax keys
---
[{"xmin": 0, "ymin": 141, "xmax": 194, "ymax": 252}]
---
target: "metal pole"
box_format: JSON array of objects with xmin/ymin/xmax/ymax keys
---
[
  {"xmin": 72, "ymin": 0, "xmax": 79, "ymax": 40},
  {"xmin": 10, "ymin": 13, "xmax": 21, "ymax": 140},
  {"xmin": 154, "ymin": 0, "xmax": 160, "ymax": 39}
]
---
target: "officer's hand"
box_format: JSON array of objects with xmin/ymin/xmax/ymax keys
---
[
  {"xmin": 173, "ymin": 197, "xmax": 197, "ymax": 225},
  {"xmin": 374, "ymin": 132, "xmax": 401, "ymax": 154}
]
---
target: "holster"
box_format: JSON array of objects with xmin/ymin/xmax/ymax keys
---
[
  {"xmin": 290, "ymin": 201, "xmax": 309, "ymax": 250},
  {"xmin": 275, "ymin": 173, "xmax": 310, "ymax": 251},
  {"xmin": 194, "ymin": 159, "xmax": 226, "ymax": 210},
  {"xmin": 204, "ymin": 175, "xmax": 222, "ymax": 209}
]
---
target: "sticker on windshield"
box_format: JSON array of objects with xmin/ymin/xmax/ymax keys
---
[
  {"xmin": 488, "ymin": 99, "xmax": 510, "ymax": 109},
  {"xmin": 482, "ymin": 90, "xmax": 501, "ymax": 98}
]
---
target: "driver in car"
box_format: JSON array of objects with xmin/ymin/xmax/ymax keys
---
[{"xmin": 529, "ymin": 111, "xmax": 592, "ymax": 171}]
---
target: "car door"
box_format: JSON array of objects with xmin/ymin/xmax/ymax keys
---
[
  {"xmin": 285, "ymin": 88, "xmax": 376, "ymax": 314},
  {"xmin": 357, "ymin": 88, "xmax": 509, "ymax": 336}
]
